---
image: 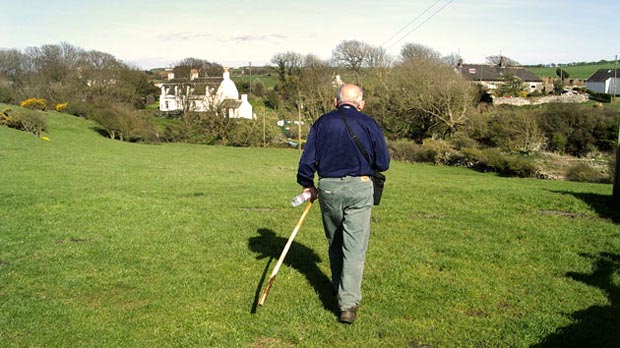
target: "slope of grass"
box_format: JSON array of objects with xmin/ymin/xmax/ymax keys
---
[
  {"xmin": 528, "ymin": 63, "xmax": 618, "ymax": 79},
  {"xmin": 1, "ymin": 107, "xmax": 619, "ymax": 347}
]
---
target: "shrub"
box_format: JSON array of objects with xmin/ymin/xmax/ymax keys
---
[
  {"xmin": 1, "ymin": 112, "xmax": 19, "ymax": 128},
  {"xmin": 65, "ymin": 101, "xmax": 92, "ymax": 117},
  {"xmin": 549, "ymin": 132, "xmax": 567, "ymax": 153},
  {"xmin": 587, "ymin": 90, "xmax": 612, "ymax": 103},
  {"xmin": 161, "ymin": 122, "xmax": 185, "ymax": 143},
  {"xmin": 252, "ymin": 81, "xmax": 266, "ymax": 97},
  {"xmin": 0, "ymin": 86, "xmax": 19, "ymax": 104},
  {"xmin": 388, "ymin": 140, "xmax": 421, "ymax": 163},
  {"xmin": 478, "ymin": 148, "xmax": 508, "ymax": 173},
  {"xmin": 537, "ymin": 103, "xmax": 617, "ymax": 156},
  {"xmin": 447, "ymin": 147, "xmax": 484, "ymax": 169},
  {"xmin": 11, "ymin": 110, "xmax": 47, "ymax": 136},
  {"xmin": 20, "ymin": 98, "xmax": 48, "ymax": 111},
  {"xmin": 449, "ymin": 132, "xmax": 477, "ymax": 150},
  {"xmin": 91, "ymin": 105, "xmax": 159, "ymax": 143},
  {"xmin": 388, "ymin": 138, "xmax": 458, "ymax": 164},
  {"xmin": 489, "ymin": 108, "xmax": 544, "ymax": 154},
  {"xmin": 420, "ymin": 138, "xmax": 455, "ymax": 164},
  {"xmin": 566, "ymin": 162, "xmax": 609, "ymax": 183},
  {"xmin": 501, "ymin": 155, "xmax": 538, "ymax": 178},
  {"xmin": 55, "ymin": 102, "xmax": 69, "ymax": 112},
  {"xmin": 455, "ymin": 148, "xmax": 537, "ymax": 178}
]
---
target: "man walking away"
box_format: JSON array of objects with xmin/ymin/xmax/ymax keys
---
[{"xmin": 296, "ymin": 83, "xmax": 390, "ymax": 324}]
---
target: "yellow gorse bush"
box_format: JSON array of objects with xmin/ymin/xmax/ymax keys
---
[
  {"xmin": 55, "ymin": 102, "xmax": 69, "ymax": 112},
  {"xmin": 20, "ymin": 98, "xmax": 48, "ymax": 111}
]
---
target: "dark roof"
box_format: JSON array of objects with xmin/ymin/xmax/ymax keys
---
[
  {"xmin": 220, "ymin": 99, "xmax": 242, "ymax": 108},
  {"xmin": 166, "ymin": 77, "xmax": 223, "ymax": 85},
  {"xmin": 587, "ymin": 68, "xmax": 620, "ymax": 82},
  {"xmin": 161, "ymin": 78, "xmax": 224, "ymax": 95},
  {"xmin": 458, "ymin": 64, "xmax": 542, "ymax": 82}
]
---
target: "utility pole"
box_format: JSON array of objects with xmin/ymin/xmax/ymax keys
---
[
  {"xmin": 613, "ymin": 110, "xmax": 620, "ymax": 204},
  {"xmin": 614, "ymin": 55, "xmax": 620, "ymax": 204},
  {"xmin": 297, "ymin": 99, "xmax": 302, "ymax": 153},
  {"xmin": 613, "ymin": 55, "xmax": 617, "ymax": 103},
  {"xmin": 262, "ymin": 110, "xmax": 266, "ymax": 148}
]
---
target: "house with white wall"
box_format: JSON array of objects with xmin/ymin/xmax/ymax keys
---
[
  {"xmin": 586, "ymin": 69, "xmax": 620, "ymax": 95},
  {"xmin": 156, "ymin": 68, "xmax": 253, "ymax": 119}
]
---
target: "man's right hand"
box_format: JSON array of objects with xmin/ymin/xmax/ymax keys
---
[{"xmin": 303, "ymin": 186, "xmax": 318, "ymax": 202}]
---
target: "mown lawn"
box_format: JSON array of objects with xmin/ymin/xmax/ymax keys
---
[{"xmin": 1, "ymin": 108, "xmax": 619, "ymax": 347}]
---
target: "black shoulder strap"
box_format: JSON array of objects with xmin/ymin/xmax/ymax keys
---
[{"xmin": 337, "ymin": 108, "xmax": 370, "ymax": 165}]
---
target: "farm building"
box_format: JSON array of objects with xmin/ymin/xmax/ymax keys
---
[
  {"xmin": 586, "ymin": 69, "xmax": 620, "ymax": 95},
  {"xmin": 456, "ymin": 58, "xmax": 543, "ymax": 93}
]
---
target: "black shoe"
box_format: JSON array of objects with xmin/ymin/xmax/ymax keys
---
[{"xmin": 339, "ymin": 306, "xmax": 358, "ymax": 324}]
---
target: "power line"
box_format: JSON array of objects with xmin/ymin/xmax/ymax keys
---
[
  {"xmin": 384, "ymin": 0, "xmax": 455, "ymax": 50},
  {"xmin": 381, "ymin": 0, "xmax": 444, "ymax": 48}
]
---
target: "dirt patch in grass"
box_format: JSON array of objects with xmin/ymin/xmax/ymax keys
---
[
  {"xmin": 410, "ymin": 339, "xmax": 434, "ymax": 348},
  {"xmin": 243, "ymin": 208, "xmax": 278, "ymax": 212},
  {"xmin": 540, "ymin": 210, "xmax": 585, "ymax": 218},
  {"xmin": 56, "ymin": 237, "xmax": 90, "ymax": 244}
]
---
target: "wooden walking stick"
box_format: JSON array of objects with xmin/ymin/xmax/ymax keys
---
[{"xmin": 258, "ymin": 201, "xmax": 313, "ymax": 306}]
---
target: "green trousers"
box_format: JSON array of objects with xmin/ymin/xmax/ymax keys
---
[{"xmin": 317, "ymin": 175, "xmax": 373, "ymax": 311}]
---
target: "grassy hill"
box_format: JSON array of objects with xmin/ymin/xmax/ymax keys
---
[
  {"xmin": 528, "ymin": 63, "xmax": 618, "ymax": 80},
  {"xmin": 1, "ymin": 107, "xmax": 619, "ymax": 347}
]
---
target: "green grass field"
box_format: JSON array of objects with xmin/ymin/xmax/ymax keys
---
[
  {"xmin": 528, "ymin": 63, "xmax": 618, "ymax": 80},
  {"xmin": 233, "ymin": 74, "xmax": 280, "ymax": 90},
  {"xmin": 1, "ymin": 106, "xmax": 619, "ymax": 347}
]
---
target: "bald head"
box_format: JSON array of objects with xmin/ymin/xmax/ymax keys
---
[{"xmin": 335, "ymin": 84, "xmax": 365, "ymax": 110}]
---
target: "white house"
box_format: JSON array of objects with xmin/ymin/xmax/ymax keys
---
[
  {"xmin": 586, "ymin": 69, "xmax": 620, "ymax": 95},
  {"xmin": 156, "ymin": 68, "xmax": 253, "ymax": 119}
]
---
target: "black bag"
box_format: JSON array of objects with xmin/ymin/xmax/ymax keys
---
[
  {"xmin": 371, "ymin": 171, "xmax": 386, "ymax": 205},
  {"xmin": 338, "ymin": 109, "xmax": 386, "ymax": 205}
]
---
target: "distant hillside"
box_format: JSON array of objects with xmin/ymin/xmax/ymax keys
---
[{"xmin": 528, "ymin": 63, "xmax": 618, "ymax": 80}]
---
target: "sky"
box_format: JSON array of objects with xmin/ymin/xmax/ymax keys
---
[{"xmin": 1, "ymin": 0, "xmax": 619, "ymax": 70}]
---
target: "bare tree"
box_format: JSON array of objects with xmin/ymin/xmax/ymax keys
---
[
  {"xmin": 442, "ymin": 52, "xmax": 463, "ymax": 66},
  {"xmin": 331, "ymin": 40, "xmax": 368, "ymax": 79},
  {"xmin": 366, "ymin": 57, "xmax": 473, "ymax": 140},
  {"xmin": 0, "ymin": 49, "xmax": 28, "ymax": 98},
  {"xmin": 176, "ymin": 57, "xmax": 223, "ymax": 77},
  {"xmin": 364, "ymin": 45, "xmax": 393, "ymax": 69},
  {"xmin": 25, "ymin": 42, "xmax": 82, "ymax": 83},
  {"xmin": 298, "ymin": 55, "xmax": 335, "ymax": 122},
  {"xmin": 271, "ymin": 51, "xmax": 304, "ymax": 85},
  {"xmin": 485, "ymin": 55, "xmax": 520, "ymax": 66},
  {"xmin": 400, "ymin": 43, "xmax": 441, "ymax": 63},
  {"xmin": 0, "ymin": 49, "xmax": 27, "ymax": 82}
]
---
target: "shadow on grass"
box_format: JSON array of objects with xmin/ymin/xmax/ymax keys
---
[
  {"xmin": 551, "ymin": 190, "xmax": 620, "ymax": 224},
  {"xmin": 531, "ymin": 252, "xmax": 620, "ymax": 348},
  {"xmin": 248, "ymin": 228, "xmax": 337, "ymax": 316}
]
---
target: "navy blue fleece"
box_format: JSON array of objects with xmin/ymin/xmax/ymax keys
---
[{"xmin": 297, "ymin": 105, "xmax": 390, "ymax": 188}]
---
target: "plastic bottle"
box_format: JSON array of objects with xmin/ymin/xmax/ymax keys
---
[{"xmin": 291, "ymin": 191, "xmax": 311, "ymax": 207}]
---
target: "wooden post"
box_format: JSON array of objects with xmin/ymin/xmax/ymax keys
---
[{"xmin": 613, "ymin": 113, "xmax": 620, "ymax": 205}]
